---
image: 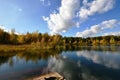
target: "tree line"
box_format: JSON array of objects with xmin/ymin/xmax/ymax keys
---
[{"xmin": 0, "ymin": 28, "xmax": 120, "ymax": 46}]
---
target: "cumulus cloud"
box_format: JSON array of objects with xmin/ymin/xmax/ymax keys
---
[
  {"xmin": 43, "ymin": 0, "xmax": 80, "ymax": 34},
  {"xmin": 43, "ymin": 0, "xmax": 115, "ymax": 35},
  {"xmin": 104, "ymin": 32, "xmax": 120, "ymax": 36},
  {"xmin": 76, "ymin": 19, "xmax": 120, "ymax": 37},
  {"xmin": 79, "ymin": 0, "xmax": 115, "ymax": 21}
]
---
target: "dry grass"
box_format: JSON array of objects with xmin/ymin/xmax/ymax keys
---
[{"xmin": 0, "ymin": 45, "xmax": 37, "ymax": 52}]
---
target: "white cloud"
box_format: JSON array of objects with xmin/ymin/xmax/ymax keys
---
[
  {"xmin": 0, "ymin": 25, "xmax": 20, "ymax": 35},
  {"xmin": 0, "ymin": 25, "xmax": 10, "ymax": 32},
  {"xmin": 43, "ymin": 0, "xmax": 115, "ymax": 35},
  {"xmin": 104, "ymin": 32, "xmax": 120, "ymax": 36},
  {"xmin": 76, "ymin": 19, "xmax": 119, "ymax": 37},
  {"xmin": 43, "ymin": 0, "xmax": 80, "ymax": 34},
  {"xmin": 79, "ymin": 0, "xmax": 115, "ymax": 21}
]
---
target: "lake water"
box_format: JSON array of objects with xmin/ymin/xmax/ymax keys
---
[{"xmin": 0, "ymin": 46, "xmax": 120, "ymax": 80}]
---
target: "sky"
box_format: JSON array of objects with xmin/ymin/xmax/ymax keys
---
[{"xmin": 0, "ymin": 0, "xmax": 120, "ymax": 37}]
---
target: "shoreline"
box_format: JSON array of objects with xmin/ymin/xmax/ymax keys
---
[{"xmin": 0, "ymin": 45, "xmax": 120, "ymax": 53}]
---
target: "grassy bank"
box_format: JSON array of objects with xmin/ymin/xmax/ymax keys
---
[
  {"xmin": 0, "ymin": 45, "xmax": 53, "ymax": 53},
  {"xmin": 0, "ymin": 44, "xmax": 84, "ymax": 53},
  {"xmin": 0, "ymin": 45, "xmax": 72, "ymax": 53},
  {"xmin": 0, "ymin": 44, "xmax": 119, "ymax": 53},
  {"xmin": 0, "ymin": 45, "xmax": 28, "ymax": 52}
]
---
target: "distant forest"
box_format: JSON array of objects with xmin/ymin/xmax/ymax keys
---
[{"xmin": 0, "ymin": 28, "xmax": 120, "ymax": 46}]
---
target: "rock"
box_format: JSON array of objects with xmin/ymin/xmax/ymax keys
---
[{"xmin": 33, "ymin": 72, "xmax": 65, "ymax": 80}]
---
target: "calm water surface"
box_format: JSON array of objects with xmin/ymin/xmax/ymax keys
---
[{"xmin": 0, "ymin": 46, "xmax": 120, "ymax": 80}]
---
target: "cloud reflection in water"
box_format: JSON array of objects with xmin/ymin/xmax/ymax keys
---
[{"xmin": 76, "ymin": 50, "xmax": 120, "ymax": 69}]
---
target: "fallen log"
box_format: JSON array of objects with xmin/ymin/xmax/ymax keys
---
[{"xmin": 33, "ymin": 72, "xmax": 65, "ymax": 80}]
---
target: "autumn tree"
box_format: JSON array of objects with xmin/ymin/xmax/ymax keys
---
[
  {"xmin": 25, "ymin": 32, "xmax": 32, "ymax": 44},
  {"xmin": 110, "ymin": 36, "xmax": 115, "ymax": 44},
  {"xmin": 17, "ymin": 35, "xmax": 25, "ymax": 44}
]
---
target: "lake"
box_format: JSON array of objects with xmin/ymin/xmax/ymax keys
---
[{"xmin": 0, "ymin": 46, "xmax": 120, "ymax": 80}]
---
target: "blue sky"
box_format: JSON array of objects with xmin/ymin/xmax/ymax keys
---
[{"xmin": 0, "ymin": 0, "xmax": 120, "ymax": 37}]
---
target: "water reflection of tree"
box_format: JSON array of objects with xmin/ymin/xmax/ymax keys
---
[
  {"xmin": 16, "ymin": 50, "xmax": 62, "ymax": 63},
  {"xmin": 0, "ymin": 53, "xmax": 15, "ymax": 66},
  {"xmin": 0, "ymin": 46, "xmax": 119, "ymax": 68},
  {"xmin": 0, "ymin": 56, "xmax": 10, "ymax": 66},
  {"xmin": 56, "ymin": 45, "xmax": 120, "ymax": 52},
  {"xmin": 0, "ymin": 50, "xmax": 62, "ymax": 67}
]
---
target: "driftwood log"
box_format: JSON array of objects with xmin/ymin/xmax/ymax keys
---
[{"xmin": 33, "ymin": 72, "xmax": 65, "ymax": 80}]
